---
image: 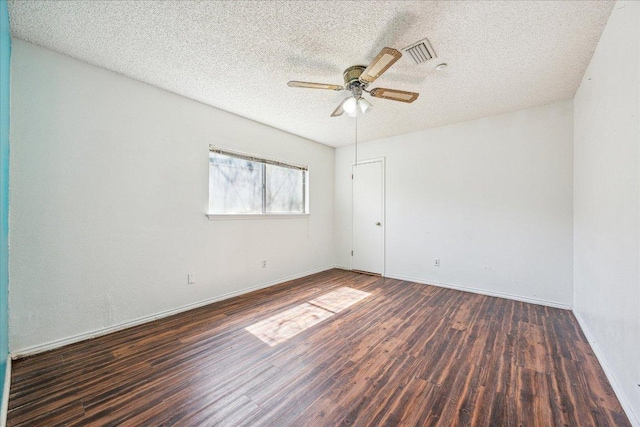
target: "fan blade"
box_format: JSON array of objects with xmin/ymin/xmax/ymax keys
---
[
  {"xmin": 369, "ymin": 87, "xmax": 419, "ymax": 103},
  {"xmin": 359, "ymin": 47, "xmax": 402, "ymax": 84},
  {"xmin": 331, "ymin": 98, "xmax": 349, "ymax": 117},
  {"xmin": 288, "ymin": 81, "xmax": 343, "ymax": 91}
]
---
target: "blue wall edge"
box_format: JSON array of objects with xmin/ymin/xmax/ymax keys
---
[{"xmin": 0, "ymin": 0, "xmax": 11, "ymax": 408}]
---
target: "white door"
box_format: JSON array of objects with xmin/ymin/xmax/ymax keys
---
[{"xmin": 352, "ymin": 160, "xmax": 384, "ymax": 275}]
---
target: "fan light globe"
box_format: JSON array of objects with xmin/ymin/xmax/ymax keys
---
[
  {"xmin": 359, "ymin": 98, "xmax": 373, "ymax": 114},
  {"xmin": 343, "ymin": 97, "xmax": 357, "ymax": 115}
]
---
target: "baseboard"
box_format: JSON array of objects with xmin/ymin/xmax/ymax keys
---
[
  {"xmin": 12, "ymin": 265, "xmax": 336, "ymax": 359},
  {"xmin": 384, "ymin": 273, "xmax": 572, "ymax": 310},
  {"xmin": 334, "ymin": 265, "xmax": 351, "ymax": 271},
  {"xmin": 0, "ymin": 358, "xmax": 10, "ymax": 427},
  {"xmin": 573, "ymin": 310, "xmax": 640, "ymax": 427}
]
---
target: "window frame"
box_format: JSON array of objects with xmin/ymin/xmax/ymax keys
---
[{"xmin": 206, "ymin": 147, "xmax": 309, "ymax": 220}]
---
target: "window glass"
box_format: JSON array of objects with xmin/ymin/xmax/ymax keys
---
[
  {"xmin": 208, "ymin": 153, "xmax": 263, "ymax": 214},
  {"xmin": 208, "ymin": 150, "xmax": 308, "ymax": 215},
  {"xmin": 266, "ymin": 165, "xmax": 304, "ymax": 213}
]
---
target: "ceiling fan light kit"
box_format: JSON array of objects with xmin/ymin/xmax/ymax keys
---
[
  {"xmin": 342, "ymin": 97, "xmax": 373, "ymax": 117},
  {"xmin": 287, "ymin": 46, "xmax": 419, "ymax": 118}
]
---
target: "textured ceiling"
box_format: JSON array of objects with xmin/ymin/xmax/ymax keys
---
[{"xmin": 8, "ymin": 1, "xmax": 613, "ymax": 147}]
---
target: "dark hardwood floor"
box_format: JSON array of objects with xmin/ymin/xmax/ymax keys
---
[{"xmin": 7, "ymin": 269, "xmax": 630, "ymax": 426}]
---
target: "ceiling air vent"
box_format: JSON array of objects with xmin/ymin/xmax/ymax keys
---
[{"xmin": 403, "ymin": 38, "xmax": 437, "ymax": 65}]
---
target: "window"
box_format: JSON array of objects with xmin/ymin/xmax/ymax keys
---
[{"xmin": 208, "ymin": 148, "xmax": 308, "ymax": 215}]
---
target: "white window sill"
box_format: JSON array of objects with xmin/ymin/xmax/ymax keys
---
[{"xmin": 206, "ymin": 213, "xmax": 310, "ymax": 221}]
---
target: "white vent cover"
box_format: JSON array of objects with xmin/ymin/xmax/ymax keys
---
[{"xmin": 403, "ymin": 38, "xmax": 437, "ymax": 65}]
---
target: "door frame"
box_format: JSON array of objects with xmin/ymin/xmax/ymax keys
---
[{"xmin": 351, "ymin": 157, "xmax": 386, "ymax": 276}]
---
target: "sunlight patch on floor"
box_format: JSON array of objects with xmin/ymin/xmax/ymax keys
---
[{"xmin": 245, "ymin": 287, "xmax": 371, "ymax": 346}]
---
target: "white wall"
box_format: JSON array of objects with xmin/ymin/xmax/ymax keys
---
[
  {"xmin": 335, "ymin": 100, "xmax": 574, "ymax": 307},
  {"xmin": 573, "ymin": 1, "xmax": 640, "ymax": 423},
  {"xmin": 9, "ymin": 40, "xmax": 335, "ymax": 353}
]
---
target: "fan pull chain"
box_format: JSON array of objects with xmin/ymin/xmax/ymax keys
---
[{"xmin": 355, "ymin": 102, "xmax": 358, "ymax": 167}]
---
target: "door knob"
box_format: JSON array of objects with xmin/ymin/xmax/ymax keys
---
[{"xmin": 375, "ymin": 222, "xmax": 381, "ymax": 226}]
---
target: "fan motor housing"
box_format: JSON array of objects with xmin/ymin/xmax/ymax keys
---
[{"xmin": 343, "ymin": 66, "xmax": 366, "ymax": 88}]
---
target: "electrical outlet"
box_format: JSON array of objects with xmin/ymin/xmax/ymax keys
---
[
  {"xmin": 262, "ymin": 260, "xmax": 267, "ymax": 268},
  {"xmin": 187, "ymin": 274, "xmax": 195, "ymax": 284},
  {"xmin": 434, "ymin": 259, "xmax": 440, "ymax": 267}
]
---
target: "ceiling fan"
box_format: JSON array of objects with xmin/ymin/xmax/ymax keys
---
[{"xmin": 287, "ymin": 47, "xmax": 419, "ymax": 117}]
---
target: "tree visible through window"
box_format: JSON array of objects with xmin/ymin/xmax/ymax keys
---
[{"xmin": 208, "ymin": 149, "xmax": 308, "ymax": 215}]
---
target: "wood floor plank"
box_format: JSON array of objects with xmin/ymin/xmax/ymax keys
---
[{"xmin": 7, "ymin": 269, "xmax": 631, "ymax": 426}]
